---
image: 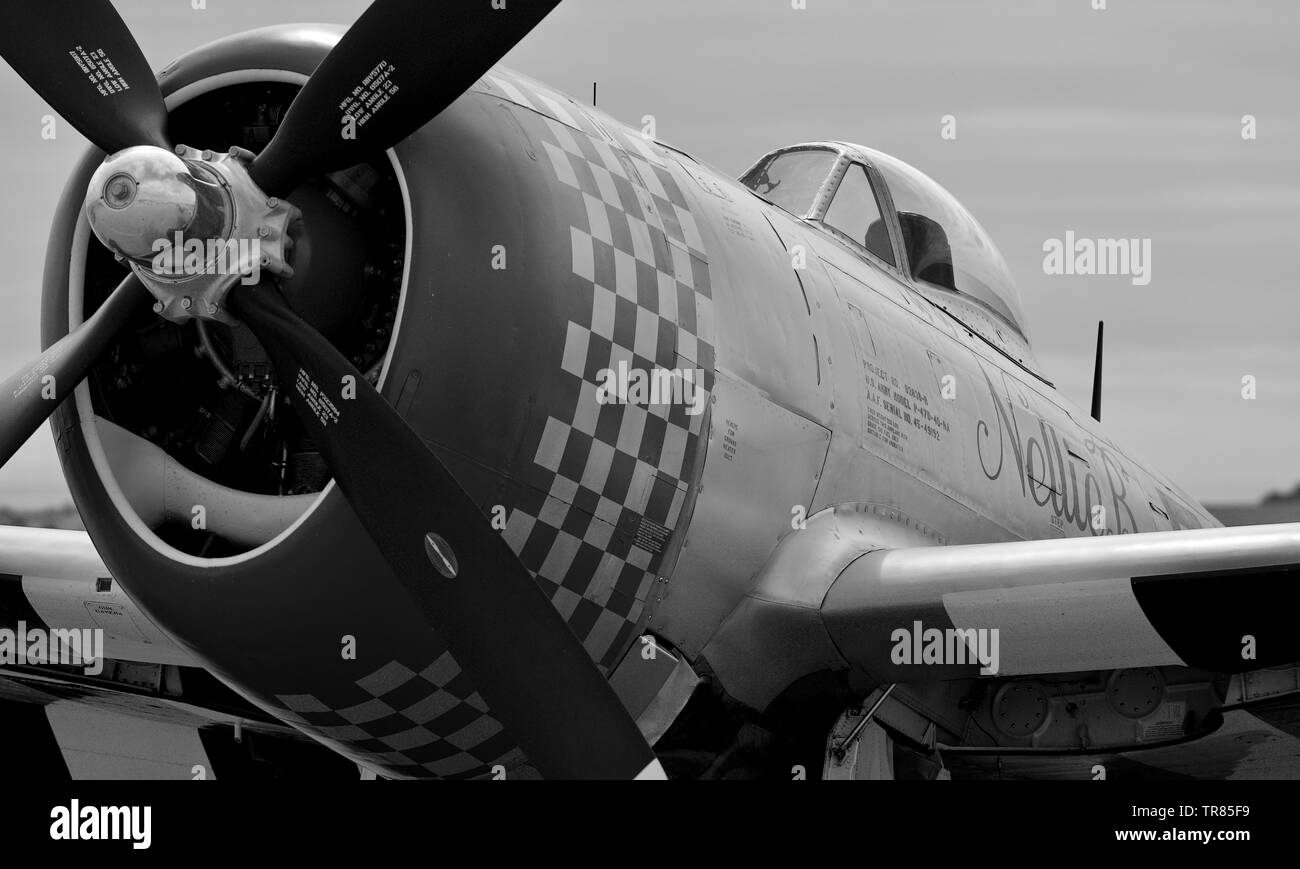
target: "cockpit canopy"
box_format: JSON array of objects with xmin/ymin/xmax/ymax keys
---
[{"xmin": 740, "ymin": 142, "xmax": 1028, "ymax": 340}]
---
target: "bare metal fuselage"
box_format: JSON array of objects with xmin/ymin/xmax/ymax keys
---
[{"xmin": 629, "ymin": 119, "xmax": 1218, "ymax": 662}]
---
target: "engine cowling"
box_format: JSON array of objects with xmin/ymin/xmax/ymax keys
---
[{"xmin": 39, "ymin": 24, "xmax": 675, "ymax": 780}]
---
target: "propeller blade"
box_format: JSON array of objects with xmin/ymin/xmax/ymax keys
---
[
  {"xmin": 226, "ymin": 282, "xmax": 664, "ymax": 780},
  {"xmin": 0, "ymin": 274, "xmax": 149, "ymax": 469},
  {"xmin": 249, "ymin": 0, "xmax": 560, "ymax": 196},
  {"xmin": 0, "ymin": 1, "xmax": 169, "ymax": 153}
]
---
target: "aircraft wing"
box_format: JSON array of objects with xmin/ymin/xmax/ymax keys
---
[
  {"xmin": 0, "ymin": 525, "xmax": 366, "ymax": 779},
  {"xmin": 821, "ymin": 521, "xmax": 1300, "ymax": 681},
  {"xmin": 0, "ymin": 525, "xmax": 195, "ymax": 667}
]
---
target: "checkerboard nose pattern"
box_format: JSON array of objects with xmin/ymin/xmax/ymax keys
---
[
  {"xmin": 480, "ymin": 70, "xmax": 715, "ymax": 673},
  {"xmin": 272, "ymin": 69, "xmax": 718, "ymax": 780}
]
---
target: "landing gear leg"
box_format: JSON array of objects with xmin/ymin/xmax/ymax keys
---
[
  {"xmin": 824, "ymin": 717, "xmax": 894, "ymax": 780},
  {"xmin": 823, "ymin": 684, "xmax": 896, "ymax": 780}
]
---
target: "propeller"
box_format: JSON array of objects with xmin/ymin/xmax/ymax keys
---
[
  {"xmin": 0, "ymin": 275, "xmax": 149, "ymax": 469},
  {"xmin": 249, "ymin": 0, "xmax": 561, "ymax": 197},
  {"xmin": 0, "ymin": 1, "xmax": 169, "ymax": 153},
  {"xmin": 0, "ymin": 0, "xmax": 166, "ymax": 464},
  {"xmin": 0, "ymin": 1, "xmax": 664, "ymax": 779}
]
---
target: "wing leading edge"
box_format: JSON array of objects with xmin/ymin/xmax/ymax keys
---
[
  {"xmin": 0, "ymin": 525, "xmax": 194, "ymax": 667},
  {"xmin": 823, "ymin": 522, "xmax": 1300, "ymax": 681}
]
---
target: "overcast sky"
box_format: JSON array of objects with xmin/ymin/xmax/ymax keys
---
[{"xmin": 1, "ymin": 0, "xmax": 1296, "ymax": 508}]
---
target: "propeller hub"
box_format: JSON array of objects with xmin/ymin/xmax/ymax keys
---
[
  {"xmin": 84, "ymin": 145, "xmax": 302, "ymax": 326},
  {"xmin": 85, "ymin": 146, "xmax": 200, "ymax": 261}
]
